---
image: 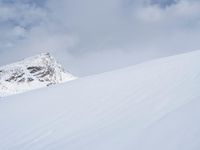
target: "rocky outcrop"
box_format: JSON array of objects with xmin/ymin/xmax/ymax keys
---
[{"xmin": 0, "ymin": 53, "xmax": 76, "ymax": 97}]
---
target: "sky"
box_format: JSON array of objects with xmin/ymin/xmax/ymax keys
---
[{"xmin": 0, "ymin": 0, "xmax": 200, "ymax": 76}]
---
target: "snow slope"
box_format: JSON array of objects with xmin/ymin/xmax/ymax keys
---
[
  {"xmin": 0, "ymin": 50, "xmax": 200, "ymax": 150},
  {"xmin": 0, "ymin": 53, "xmax": 76, "ymax": 97}
]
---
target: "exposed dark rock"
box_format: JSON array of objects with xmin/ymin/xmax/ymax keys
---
[
  {"xmin": 27, "ymin": 66, "xmax": 44, "ymax": 74},
  {"xmin": 27, "ymin": 78, "xmax": 34, "ymax": 82},
  {"xmin": 18, "ymin": 78, "xmax": 25, "ymax": 83},
  {"xmin": 6, "ymin": 72, "xmax": 25, "ymax": 82}
]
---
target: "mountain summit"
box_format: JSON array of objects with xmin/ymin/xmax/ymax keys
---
[{"xmin": 0, "ymin": 53, "xmax": 76, "ymax": 97}]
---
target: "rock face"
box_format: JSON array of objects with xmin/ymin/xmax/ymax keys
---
[{"xmin": 0, "ymin": 53, "xmax": 76, "ymax": 97}]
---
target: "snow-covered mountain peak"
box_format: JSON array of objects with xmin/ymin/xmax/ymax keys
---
[{"xmin": 0, "ymin": 52, "xmax": 76, "ymax": 97}]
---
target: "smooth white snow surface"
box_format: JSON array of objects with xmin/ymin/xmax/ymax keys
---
[
  {"xmin": 1, "ymin": 50, "xmax": 200, "ymax": 150},
  {"xmin": 0, "ymin": 53, "xmax": 76, "ymax": 97}
]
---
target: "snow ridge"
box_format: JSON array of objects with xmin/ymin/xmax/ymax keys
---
[
  {"xmin": 0, "ymin": 53, "xmax": 76, "ymax": 97},
  {"xmin": 1, "ymin": 50, "xmax": 200, "ymax": 150}
]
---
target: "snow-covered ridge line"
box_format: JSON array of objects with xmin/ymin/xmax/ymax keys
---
[
  {"xmin": 1, "ymin": 50, "xmax": 200, "ymax": 150},
  {"xmin": 0, "ymin": 52, "xmax": 76, "ymax": 97}
]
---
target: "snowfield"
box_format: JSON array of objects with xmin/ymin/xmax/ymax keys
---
[{"xmin": 0, "ymin": 50, "xmax": 200, "ymax": 150}]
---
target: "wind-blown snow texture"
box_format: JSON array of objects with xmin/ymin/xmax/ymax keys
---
[
  {"xmin": 0, "ymin": 53, "xmax": 76, "ymax": 97},
  {"xmin": 1, "ymin": 50, "xmax": 200, "ymax": 150}
]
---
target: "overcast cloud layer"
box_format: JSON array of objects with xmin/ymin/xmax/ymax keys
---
[{"xmin": 0, "ymin": 0, "xmax": 200, "ymax": 76}]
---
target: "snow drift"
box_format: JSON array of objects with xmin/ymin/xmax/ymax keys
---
[
  {"xmin": 0, "ymin": 50, "xmax": 200, "ymax": 150},
  {"xmin": 0, "ymin": 53, "xmax": 76, "ymax": 97}
]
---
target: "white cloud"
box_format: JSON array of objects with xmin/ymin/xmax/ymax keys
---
[
  {"xmin": 0, "ymin": 2, "xmax": 47, "ymax": 26},
  {"xmin": 0, "ymin": 0, "xmax": 200, "ymax": 76},
  {"xmin": 136, "ymin": 5, "xmax": 163, "ymax": 22}
]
